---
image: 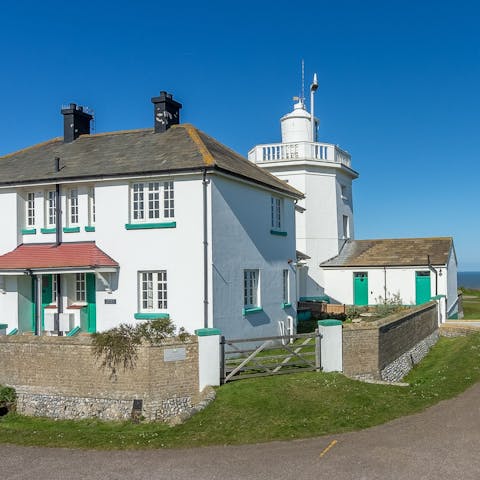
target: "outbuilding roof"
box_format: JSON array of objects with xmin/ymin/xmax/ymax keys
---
[
  {"xmin": 0, "ymin": 124, "xmax": 302, "ymax": 198},
  {"xmin": 0, "ymin": 242, "xmax": 119, "ymax": 272},
  {"xmin": 321, "ymin": 237, "xmax": 454, "ymax": 268}
]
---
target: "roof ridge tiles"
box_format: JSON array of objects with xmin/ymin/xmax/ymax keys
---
[{"xmin": 0, "ymin": 137, "xmax": 62, "ymax": 160}]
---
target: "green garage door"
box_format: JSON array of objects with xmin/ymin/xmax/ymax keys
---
[
  {"xmin": 353, "ymin": 272, "xmax": 368, "ymax": 306},
  {"xmin": 415, "ymin": 271, "xmax": 431, "ymax": 305}
]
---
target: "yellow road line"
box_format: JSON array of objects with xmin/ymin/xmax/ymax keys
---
[{"xmin": 319, "ymin": 440, "xmax": 337, "ymax": 458}]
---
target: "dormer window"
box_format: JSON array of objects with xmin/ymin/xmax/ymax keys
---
[{"xmin": 130, "ymin": 181, "xmax": 175, "ymax": 222}]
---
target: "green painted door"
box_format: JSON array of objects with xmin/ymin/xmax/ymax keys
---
[
  {"xmin": 41, "ymin": 274, "xmax": 53, "ymax": 331},
  {"xmin": 86, "ymin": 273, "xmax": 96, "ymax": 333},
  {"xmin": 415, "ymin": 271, "xmax": 431, "ymax": 305},
  {"xmin": 354, "ymin": 272, "xmax": 368, "ymax": 306}
]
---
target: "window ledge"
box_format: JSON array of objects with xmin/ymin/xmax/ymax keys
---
[
  {"xmin": 282, "ymin": 302, "xmax": 292, "ymax": 309},
  {"xmin": 63, "ymin": 227, "xmax": 80, "ymax": 233},
  {"xmin": 21, "ymin": 228, "xmax": 36, "ymax": 235},
  {"xmin": 242, "ymin": 306, "xmax": 263, "ymax": 316},
  {"xmin": 270, "ymin": 229, "xmax": 287, "ymax": 236},
  {"xmin": 125, "ymin": 222, "xmax": 176, "ymax": 230},
  {"xmin": 134, "ymin": 312, "xmax": 170, "ymax": 320},
  {"xmin": 85, "ymin": 226, "xmax": 96, "ymax": 232},
  {"xmin": 41, "ymin": 228, "xmax": 56, "ymax": 234}
]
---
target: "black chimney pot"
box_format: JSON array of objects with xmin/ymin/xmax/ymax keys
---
[
  {"xmin": 61, "ymin": 103, "xmax": 93, "ymax": 143},
  {"xmin": 151, "ymin": 91, "xmax": 182, "ymax": 133}
]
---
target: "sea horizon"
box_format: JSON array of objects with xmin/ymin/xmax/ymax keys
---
[{"xmin": 458, "ymin": 271, "xmax": 480, "ymax": 289}]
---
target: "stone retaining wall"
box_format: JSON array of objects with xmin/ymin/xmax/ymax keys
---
[
  {"xmin": 343, "ymin": 302, "xmax": 438, "ymax": 381},
  {"xmin": 0, "ymin": 335, "xmax": 201, "ymax": 421}
]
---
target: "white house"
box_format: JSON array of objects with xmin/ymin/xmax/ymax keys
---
[
  {"xmin": 0, "ymin": 92, "xmax": 302, "ymax": 339},
  {"xmin": 321, "ymin": 237, "xmax": 459, "ymax": 318},
  {"xmin": 248, "ymin": 95, "xmax": 358, "ymax": 299}
]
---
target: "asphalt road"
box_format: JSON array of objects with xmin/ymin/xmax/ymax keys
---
[{"xmin": 3, "ymin": 382, "xmax": 480, "ymax": 480}]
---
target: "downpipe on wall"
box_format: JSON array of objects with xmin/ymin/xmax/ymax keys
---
[{"xmin": 202, "ymin": 169, "xmax": 210, "ymax": 329}]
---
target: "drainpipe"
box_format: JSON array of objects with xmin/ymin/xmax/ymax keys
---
[
  {"xmin": 202, "ymin": 169, "xmax": 209, "ymax": 328},
  {"xmin": 54, "ymin": 158, "xmax": 63, "ymax": 333},
  {"xmin": 383, "ymin": 266, "xmax": 387, "ymax": 302},
  {"xmin": 427, "ymin": 255, "xmax": 439, "ymax": 296}
]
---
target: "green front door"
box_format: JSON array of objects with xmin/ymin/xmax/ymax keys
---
[
  {"xmin": 415, "ymin": 271, "xmax": 431, "ymax": 305},
  {"xmin": 85, "ymin": 273, "xmax": 96, "ymax": 333},
  {"xmin": 354, "ymin": 272, "xmax": 368, "ymax": 306}
]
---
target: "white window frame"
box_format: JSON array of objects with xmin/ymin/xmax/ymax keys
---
[
  {"xmin": 243, "ymin": 269, "xmax": 260, "ymax": 309},
  {"xmin": 88, "ymin": 187, "xmax": 96, "ymax": 226},
  {"xmin": 68, "ymin": 188, "xmax": 79, "ymax": 226},
  {"xmin": 26, "ymin": 192, "xmax": 36, "ymax": 227},
  {"xmin": 52, "ymin": 274, "xmax": 58, "ymax": 305},
  {"xmin": 343, "ymin": 215, "xmax": 349, "ymax": 239},
  {"xmin": 139, "ymin": 270, "xmax": 168, "ymax": 312},
  {"xmin": 130, "ymin": 181, "xmax": 174, "ymax": 223},
  {"xmin": 282, "ymin": 269, "xmax": 290, "ymax": 304},
  {"xmin": 45, "ymin": 190, "xmax": 56, "ymax": 228},
  {"xmin": 75, "ymin": 273, "xmax": 86, "ymax": 302},
  {"xmin": 271, "ymin": 196, "xmax": 282, "ymax": 230}
]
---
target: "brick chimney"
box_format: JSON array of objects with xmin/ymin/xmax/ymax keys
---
[
  {"xmin": 61, "ymin": 103, "xmax": 93, "ymax": 143},
  {"xmin": 151, "ymin": 91, "xmax": 182, "ymax": 133}
]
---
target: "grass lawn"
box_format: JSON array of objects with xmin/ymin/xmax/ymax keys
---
[
  {"xmin": 1, "ymin": 333, "xmax": 480, "ymax": 450},
  {"xmin": 459, "ymin": 288, "xmax": 480, "ymax": 319}
]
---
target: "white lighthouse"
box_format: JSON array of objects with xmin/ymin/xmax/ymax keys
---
[{"xmin": 248, "ymin": 76, "xmax": 359, "ymax": 298}]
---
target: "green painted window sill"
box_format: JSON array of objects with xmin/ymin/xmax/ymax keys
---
[
  {"xmin": 41, "ymin": 228, "xmax": 56, "ymax": 234},
  {"xmin": 134, "ymin": 312, "xmax": 170, "ymax": 320},
  {"xmin": 282, "ymin": 302, "xmax": 292, "ymax": 309},
  {"xmin": 195, "ymin": 328, "xmax": 222, "ymax": 336},
  {"xmin": 21, "ymin": 228, "xmax": 36, "ymax": 235},
  {"xmin": 270, "ymin": 229, "xmax": 287, "ymax": 236},
  {"xmin": 242, "ymin": 306, "xmax": 263, "ymax": 315},
  {"xmin": 125, "ymin": 222, "xmax": 176, "ymax": 230},
  {"xmin": 85, "ymin": 226, "xmax": 96, "ymax": 232},
  {"xmin": 63, "ymin": 227, "xmax": 80, "ymax": 233}
]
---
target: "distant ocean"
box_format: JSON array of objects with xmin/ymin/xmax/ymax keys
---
[{"xmin": 458, "ymin": 272, "xmax": 480, "ymax": 289}]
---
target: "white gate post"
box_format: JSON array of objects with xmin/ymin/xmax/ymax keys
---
[
  {"xmin": 317, "ymin": 319, "xmax": 343, "ymax": 372},
  {"xmin": 195, "ymin": 328, "xmax": 221, "ymax": 391}
]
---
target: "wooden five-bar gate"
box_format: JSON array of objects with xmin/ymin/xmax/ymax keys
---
[{"xmin": 220, "ymin": 331, "xmax": 322, "ymax": 384}]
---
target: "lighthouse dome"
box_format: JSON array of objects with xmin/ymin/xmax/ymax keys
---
[{"xmin": 280, "ymin": 101, "xmax": 313, "ymax": 143}]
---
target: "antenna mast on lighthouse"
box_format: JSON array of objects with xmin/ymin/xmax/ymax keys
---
[{"xmin": 310, "ymin": 73, "xmax": 319, "ymax": 142}]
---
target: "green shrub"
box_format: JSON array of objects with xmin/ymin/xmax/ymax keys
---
[
  {"xmin": 92, "ymin": 319, "xmax": 189, "ymax": 379},
  {"xmin": 0, "ymin": 385, "xmax": 16, "ymax": 405}
]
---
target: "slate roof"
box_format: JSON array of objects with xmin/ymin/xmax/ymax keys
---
[
  {"xmin": 0, "ymin": 124, "xmax": 302, "ymax": 197},
  {"xmin": 0, "ymin": 242, "xmax": 119, "ymax": 271},
  {"xmin": 321, "ymin": 237, "xmax": 454, "ymax": 268}
]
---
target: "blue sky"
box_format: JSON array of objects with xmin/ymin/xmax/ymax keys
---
[{"xmin": 1, "ymin": 1, "xmax": 479, "ymax": 269}]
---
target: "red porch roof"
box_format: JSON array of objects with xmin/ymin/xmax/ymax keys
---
[{"xmin": 0, "ymin": 242, "xmax": 119, "ymax": 271}]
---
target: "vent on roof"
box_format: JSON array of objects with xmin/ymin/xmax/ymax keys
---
[
  {"xmin": 151, "ymin": 91, "xmax": 182, "ymax": 133},
  {"xmin": 61, "ymin": 103, "xmax": 93, "ymax": 143}
]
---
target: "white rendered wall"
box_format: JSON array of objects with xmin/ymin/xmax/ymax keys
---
[
  {"xmin": 257, "ymin": 163, "xmax": 354, "ymax": 297},
  {"xmin": 211, "ymin": 175, "xmax": 297, "ymax": 339},
  {"xmin": 0, "ymin": 189, "xmax": 21, "ymax": 254},
  {"xmin": 446, "ymin": 249, "xmax": 458, "ymax": 315},
  {"xmin": 323, "ymin": 265, "xmax": 451, "ymax": 306},
  {"xmin": 93, "ymin": 176, "xmax": 206, "ymax": 334}
]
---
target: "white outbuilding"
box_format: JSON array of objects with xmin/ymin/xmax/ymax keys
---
[{"xmin": 321, "ymin": 237, "xmax": 459, "ymax": 318}]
